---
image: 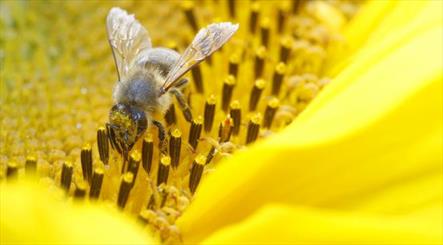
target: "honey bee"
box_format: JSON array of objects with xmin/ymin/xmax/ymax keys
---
[{"xmin": 105, "ymin": 7, "xmax": 238, "ymax": 158}]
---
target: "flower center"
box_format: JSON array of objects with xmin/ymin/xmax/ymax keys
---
[{"xmin": 1, "ymin": 0, "xmax": 361, "ymax": 244}]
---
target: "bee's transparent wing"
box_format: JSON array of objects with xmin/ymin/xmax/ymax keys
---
[
  {"xmin": 160, "ymin": 22, "xmax": 239, "ymax": 94},
  {"xmin": 106, "ymin": 7, "xmax": 152, "ymax": 81}
]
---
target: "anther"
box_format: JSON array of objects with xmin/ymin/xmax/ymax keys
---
[
  {"xmin": 182, "ymin": 1, "xmax": 198, "ymax": 32},
  {"xmin": 6, "ymin": 161, "xmax": 18, "ymax": 179},
  {"xmin": 292, "ymin": 0, "xmax": 303, "ymax": 14},
  {"xmin": 204, "ymin": 95, "xmax": 216, "ymax": 133},
  {"xmin": 246, "ymin": 113, "xmax": 261, "ymax": 145},
  {"xmin": 117, "ymin": 172, "xmax": 134, "ymax": 209},
  {"xmin": 227, "ymin": 0, "xmax": 236, "ymax": 18},
  {"xmin": 260, "ymin": 18, "xmax": 270, "ymax": 48},
  {"xmin": 263, "ymin": 97, "xmax": 280, "ymax": 129},
  {"xmin": 142, "ymin": 134, "xmax": 154, "ymax": 174},
  {"xmin": 272, "ymin": 62, "xmax": 287, "ymax": 96},
  {"xmin": 128, "ymin": 151, "xmax": 141, "ymax": 187},
  {"xmin": 279, "ymin": 36, "xmax": 293, "ymax": 63},
  {"xmin": 74, "ymin": 180, "xmax": 87, "ymax": 199},
  {"xmin": 228, "ymin": 54, "xmax": 240, "ymax": 77},
  {"xmin": 249, "ymin": 2, "xmax": 260, "ymax": 34},
  {"xmin": 80, "ymin": 144, "xmax": 93, "ymax": 183},
  {"xmin": 169, "ymin": 129, "xmax": 182, "ymax": 168},
  {"xmin": 25, "ymin": 156, "xmax": 37, "ymax": 175},
  {"xmin": 218, "ymin": 117, "xmax": 233, "ymax": 143},
  {"xmin": 277, "ymin": 2, "xmax": 290, "ymax": 33},
  {"xmin": 188, "ymin": 116, "xmax": 203, "ymax": 150},
  {"xmin": 157, "ymin": 156, "xmax": 171, "ymax": 186},
  {"xmin": 206, "ymin": 147, "xmax": 216, "ymax": 165},
  {"xmin": 222, "ymin": 75, "xmax": 236, "ymax": 112},
  {"xmin": 61, "ymin": 161, "xmax": 73, "ymax": 192},
  {"xmin": 254, "ymin": 46, "xmax": 266, "ymax": 79},
  {"xmin": 138, "ymin": 209, "xmax": 155, "ymax": 225},
  {"xmin": 191, "ymin": 65, "xmax": 204, "ymax": 93},
  {"xmin": 146, "ymin": 194, "xmax": 156, "ymax": 210},
  {"xmin": 97, "ymin": 127, "xmax": 109, "ymax": 165},
  {"xmin": 89, "ymin": 167, "xmax": 104, "ymax": 199},
  {"xmin": 229, "ymin": 100, "xmax": 241, "ymax": 136},
  {"xmin": 249, "ymin": 79, "xmax": 266, "ymax": 111},
  {"xmin": 165, "ymin": 104, "xmax": 177, "ymax": 126},
  {"xmin": 189, "ymin": 154, "xmax": 206, "ymax": 194}
]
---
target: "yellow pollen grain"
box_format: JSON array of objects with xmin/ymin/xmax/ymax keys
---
[
  {"xmin": 255, "ymin": 46, "xmax": 267, "ymax": 58},
  {"xmin": 251, "ymin": 113, "xmax": 262, "ymax": 125},
  {"xmin": 193, "ymin": 116, "xmax": 203, "ymax": 125},
  {"xmin": 122, "ymin": 172, "xmax": 134, "ymax": 184},
  {"xmin": 281, "ymin": 36, "xmax": 294, "ymax": 48},
  {"xmin": 195, "ymin": 154, "xmax": 206, "ymax": 166},
  {"xmin": 82, "ymin": 144, "xmax": 91, "ymax": 151},
  {"xmin": 207, "ymin": 94, "xmax": 216, "ymax": 104},
  {"xmin": 130, "ymin": 151, "xmax": 141, "ymax": 162},
  {"xmin": 255, "ymin": 79, "xmax": 266, "ymax": 89},
  {"xmin": 94, "ymin": 166, "xmax": 104, "ymax": 175},
  {"xmin": 224, "ymin": 75, "xmax": 236, "ymax": 86},
  {"xmin": 229, "ymin": 54, "xmax": 240, "ymax": 64},
  {"xmin": 171, "ymin": 128, "xmax": 182, "ymax": 138},
  {"xmin": 260, "ymin": 17, "xmax": 271, "ymax": 28},
  {"xmin": 160, "ymin": 156, "xmax": 171, "ymax": 167},
  {"xmin": 276, "ymin": 63, "xmax": 287, "ymax": 74},
  {"xmin": 230, "ymin": 100, "xmax": 241, "ymax": 110},
  {"xmin": 251, "ymin": 2, "xmax": 260, "ymax": 12},
  {"xmin": 268, "ymin": 97, "xmax": 280, "ymax": 108},
  {"xmin": 144, "ymin": 133, "xmax": 153, "ymax": 142},
  {"xmin": 180, "ymin": 1, "xmax": 194, "ymax": 11}
]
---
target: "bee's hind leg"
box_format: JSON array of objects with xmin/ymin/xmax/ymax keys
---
[
  {"xmin": 170, "ymin": 87, "xmax": 193, "ymax": 122},
  {"xmin": 152, "ymin": 120, "xmax": 168, "ymax": 154}
]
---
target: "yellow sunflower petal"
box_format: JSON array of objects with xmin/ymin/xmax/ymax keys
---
[
  {"xmin": 342, "ymin": 0, "xmax": 396, "ymax": 53},
  {"xmin": 177, "ymin": 11, "xmax": 442, "ymax": 244},
  {"xmin": 346, "ymin": 172, "xmax": 442, "ymax": 214},
  {"xmin": 201, "ymin": 204, "xmax": 441, "ymax": 244},
  {"xmin": 327, "ymin": 0, "xmax": 441, "ymax": 76},
  {"xmin": 0, "ymin": 180, "xmax": 156, "ymax": 244}
]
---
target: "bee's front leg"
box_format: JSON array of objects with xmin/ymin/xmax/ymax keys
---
[
  {"xmin": 106, "ymin": 123, "xmax": 121, "ymax": 153},
  {"xmin": 152, "ymin": 120, "xmax": 168, "ymax": 155},
  {"xmin": 170, "ymin": 88, "xmax": 193, "ymax": 122}
]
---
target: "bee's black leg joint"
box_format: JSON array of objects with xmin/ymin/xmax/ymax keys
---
[
  {"xmin": 152, "ymin": 120, "xmax": 168, "ymax": 154},
  {"xmin": 170, "ymin": 88, "xmax": 193, "ymax": 122}
]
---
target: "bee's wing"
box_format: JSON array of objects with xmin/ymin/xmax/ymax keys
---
[
  {"xmin": 106, "ymin": 7, "xmax": 152, "ymax": 81},
  {"xmin": 160, "ymin": 22, "xmax": 239, "ymax": 94}
]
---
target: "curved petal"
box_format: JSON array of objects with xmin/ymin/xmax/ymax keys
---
[
  {"xmin": 177, "ymin": 10, "xmax": 443, "ymax": 243},
  {"xmin": 327, "ymin": 0, "xmax": 441, "ymax": 76},
  {"xmin": 201, "ymin": 204, "xmax": 442, "ymax": 244},
  {"xmin": 341, "ymin": 0, "xmax": 397, "ymax": 53},
  {"xmin": 0, "ymin": 181, "xmax": 156, "ymax": 244}
]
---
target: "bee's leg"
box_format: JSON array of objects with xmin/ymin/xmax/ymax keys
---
[
  {"xmin": 174, "ymin": 78, "xmax": 189, "ymax": 89},
  {"xmin": 152, "ymin": 120, "xmax": 168, "ymax": 154},
  {"xmin": 170, "ymin": 88, "xmax": 193, "ymax": 122},
  {"xmin": 106, "ymin": 123, "xmax": 121, "ymax": 153}
]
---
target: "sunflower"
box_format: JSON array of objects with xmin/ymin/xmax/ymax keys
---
[{"xmin": 1, "ymin": 0, "xmax": 442, "ymax": 244}]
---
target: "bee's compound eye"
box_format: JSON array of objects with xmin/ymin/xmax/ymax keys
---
[{"xmin": 130, "ymin": 107, "xmax": 147, "ymax": 137}]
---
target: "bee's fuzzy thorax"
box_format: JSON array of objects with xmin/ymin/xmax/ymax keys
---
[{"xmin": 113, "ymin": 66, "xmax": 171, "ymax": 115}]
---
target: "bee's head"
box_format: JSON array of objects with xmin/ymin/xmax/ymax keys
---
[{"xmin": 108, "ymin": 103, "xmax": 147, "ymax": 157}]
